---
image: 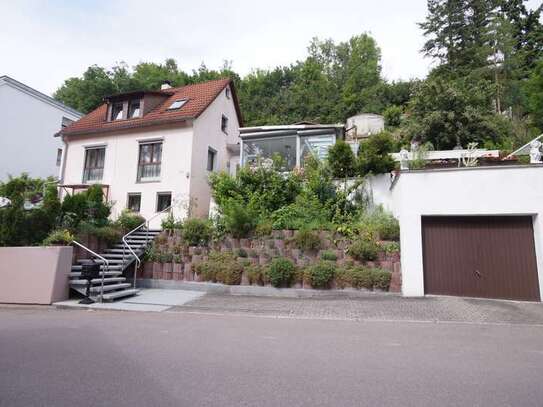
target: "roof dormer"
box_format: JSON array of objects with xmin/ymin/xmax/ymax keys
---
[{"xmin": 104, "ymin": 90, "xmax": 172, "ymax": 122}]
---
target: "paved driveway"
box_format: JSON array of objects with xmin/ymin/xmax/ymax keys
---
[
  {"xmin": 1, "ymin": 306, "xmax": 543, "ymax": 407},
  {"xmin": 177, "ymin": 293, "xmax": 543, "ymax": 325}
]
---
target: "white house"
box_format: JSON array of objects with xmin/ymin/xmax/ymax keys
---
[
  {"xmin": 0, "ymin": 76, "xmax": 82, "ymax": 181},
  {"xmin": 59, "ymin": 78, "xmax": 242, "ymax": 226}
]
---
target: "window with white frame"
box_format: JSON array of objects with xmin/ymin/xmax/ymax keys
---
[
  {"xmin": 83, "ymin": 147, "xmax": 105, "ymax": 182},
  {"xmin": 156, "ymin": 192, "xmax": 171, "ymax": 212},
  {"xmin": 111, "ymin": 102, "xmax": 124, "ymax": 121},
  {"xmin": 128, "ymin": 100, "xmax": 141, "ymax": 118},
  {"xmin": 137, "ymin": 141, "xmax": 162, "ymax": 181},
  {"xmin": 207, "ymin": 148, "xmax": 216, "ymax": 171},
  {"xmin": 127, "ymin": 193, "xmax": 141, "ymax": 212},
  {"xmin": 221, "ymin": 115, "xmax": 228, "ymax": 134}
]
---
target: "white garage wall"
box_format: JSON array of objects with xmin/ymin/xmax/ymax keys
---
[{"xmin": 391, "ymin": 165, "xmax": 543, "ymax": 297}]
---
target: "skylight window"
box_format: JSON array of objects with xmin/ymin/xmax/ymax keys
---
[{"xmin": 167, "ymin": 99, "xmax": 187, "ymax": 110}]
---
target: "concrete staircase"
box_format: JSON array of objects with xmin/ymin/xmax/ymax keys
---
[{"xmin": 70, "ymin": 229, "xmax": 161, "ymax": 302}]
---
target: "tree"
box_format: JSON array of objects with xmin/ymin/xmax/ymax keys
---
[
  {"xmin": 358, "ymin": 132, "xmax": 396, "ymax": 175},
  {"xmin": 327, "ymin": 140, "xmax": 356, "ymax": 178},
  {"xmin": 525, "ymin": 59, "xmax": 543, "ymax": 131}
]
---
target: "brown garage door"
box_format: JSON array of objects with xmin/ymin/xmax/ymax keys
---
[{"xmin": 422, "ymin": 216, "xmax": 540, "ymax": 301}]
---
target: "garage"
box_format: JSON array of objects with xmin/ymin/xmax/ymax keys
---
[{"xmin": 422, "ymin": 216, "xmax": 541, "ymax": 301}]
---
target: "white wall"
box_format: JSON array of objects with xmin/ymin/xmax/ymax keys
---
[
  {"xmin": 62, "ymin": 125, "xmax": 194, "ymax": 228},
  {"xmin": 0, "ymin": 82, "xmax": 80, "ymax": 180},
  {"xmin": 191, "ymin": 85, "xmax": 241, "ymax": 216},
  {"xmin": 392, "ymin": 166, "xmax": 543, "ymax": 297}
]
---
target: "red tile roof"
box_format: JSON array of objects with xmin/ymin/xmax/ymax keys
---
[{"xmin": 62, "ymin": 78, "xmax": 242, "ymax": 136}]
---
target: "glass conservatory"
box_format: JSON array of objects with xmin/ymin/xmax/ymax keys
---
[{"xmin": 240, "ymin": 124, "xmax": 344, "ymax": 171}]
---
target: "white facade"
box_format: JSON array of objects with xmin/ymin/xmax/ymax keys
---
[
  {"xmin": 386, "ymin": 166, "xmax": 543, "ymax": 298},
  {"xmin": 0, "ymin": 76, "xmax": 82, "ymax": 180},
  {"xmin": 345, "ymin": 113, "xmax": 384, "ymax": 139},
  {"xmin": 61, "ymin": 85, "xmax": 240, "ymax": 227}
]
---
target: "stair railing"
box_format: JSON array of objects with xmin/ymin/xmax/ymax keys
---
[
  {"xmin": 122, "ymin": 206, "xmax": 172, "ymax": 289},
  {"xmin": 72, "ymin": 240, "xmax": 109, "ymax": 303}
]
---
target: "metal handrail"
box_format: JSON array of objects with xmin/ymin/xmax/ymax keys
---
[
  {"xmin": 72, "ymin": 240, "xmax": 109, "ymax": 303},
  {"xmin": 122, "ymin": 205, "xmax": 172, "ymax": 289}
]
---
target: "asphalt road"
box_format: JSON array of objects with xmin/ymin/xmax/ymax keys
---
[{"xmin": 1, "ymin": 306, "xmax": 543, "ymax": 407}]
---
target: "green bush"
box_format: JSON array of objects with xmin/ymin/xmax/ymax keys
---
[
  {"xmin": 348, "ymin": 267, "xmax": 374, "ymax": 289},
  {"xmin": 348, "ymin": 238, "xmax": 379, "ymax": 261},
  {"xmin": 222, "ymin": 199, "xmax": 258, "ymax": 238},
  {"xmin": 61, "ymin": 184, "xmax": 111, "ymax": 227},
  {"xmin": 382, "ymin": 241, "xmax": 400, "ymax": 254},
  {"xmin": 293, "ymin": 229, "xmax": 321, "ymax": 251},
  {"xmin": 182, "ymin": 218, "xmax": 212, "ymax": 246},
  {"xmin": 327, "ymin": 140, "xmax": 356, "ymax": 178},
  {"xmin": 266, "ymin": 257, "xmax": 296, "ymax": 288},
  {"xmin": 161, "ymin": 212, "xmax": 182, "ymax": 233},
  {"xmin": 116, "ymin": 209, "xmax": 146, "ymax": 232},
  {"xmin": 235, "ymin": 248, "xmax": 248, "ymax": 258},
  {"xmin": 196, "ymin": 252, "xmax": 242, "ymax": 285},
  {"xmin": 320, "ymin": 250, "xmax": 337, "ymax": 261},
  {"xmin": 43, "ymin": 229, "xmax": 74, "ymax": 246},
  {"xmin": 372, "ymin": 269, "xmax": 392, "ymax": 290},
  {"xmin": 271, "ymin": 193, "xmax": 331, "ymax": 230},
  {"xmin": 77, "ymin": 222, "xmax": 122, "ymax": 245},
  {"xmin": 358, "ymin": 132, "xmax": 396, "ymax": 176},
  {"xmin": 383, "ymin": 105, "xmax": 402, "ymax": 127},
  {"xmin": 255, "ymin": 221, "xmax": 273, "ymax": 237},
  {"xmin": 245, "ymin": 263, "xmax": 267, "ymax": 285},
  {"xmin": 358, "ymin": 207, "xmax": 400, "ymax": 241},
  {"xmin": 304, "ymin": 261, "xmax": 336, "ymax": 289}
]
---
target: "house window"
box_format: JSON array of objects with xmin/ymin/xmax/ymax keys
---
[
  {"xmin": 221, "ymin": 115, "xmax": 228, "ymax": 134},
  {"xmin": 127, "ymin": 193, "xmax": 141, "ymax": 212},
  {"xmin": 128, "ymin": 100, "xmax": 141, "ymax": 118},
  {"xmin": 207, "ymin": 148, "xmax": 216, "ymax": 172},
  {"xmin": 56, "ymin": 148, "xmax": 63, "ymax": 166},
  {"xmin": 137, "ymin": 142, "xmax": 162, "ymax": 181},
  {"xmin": 156, "ymin": 192, "xmax": 171, "ymax": 212},
  {"xmin": 243, "ymin": 136, "xmax": 297, "ymax": 171},
  {"xmin": 225, "ymin": 88, "xmax": 231, "ymax": 99},
  {"xmin": 167, "ymin": 99, "xmax": 187, "ymax": 110},
  {"xmin": 111, "ymin": 102, "xmax": 124, "ymax": 121},
  {"xmin": 83, "ymin": 147, "xmax": 105, "ymax": 182}
]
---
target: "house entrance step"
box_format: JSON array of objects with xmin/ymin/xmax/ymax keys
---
[
  {"xmin": 98, "ymin": 289, "xmax": 140, "ymax": 302},
  {"xmin": 70, "ymin": 277, "xmax": 126, "ymax": 285},
  {"xmin": 70, "ymin": 271, "xmax": 123, "ymax": 278},
  {"xmin": 90, "ymin": 283, "xmax": 131, "ymax": 293}
]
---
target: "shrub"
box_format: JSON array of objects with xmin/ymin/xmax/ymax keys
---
[
  {"xmin": 235, "ymin": 248, "xmax": 248, "ymax": 258},
  {"xmin": 222, "ymin": 199, "xmax": 258, "ymax": 238},
  {"xmin": 293, "ymin": 229, "xmax": 321, "ymax": 251},
  {"xmin": 196, "ymin": 252, "xmax": 242, "ymax": 285},
  {"xmin": 304, "ymin": 261, "xmax": 336, "ymax": 289},
  {"xmin": 382, "ymin": 241, "xmax": 400, "ymax": 254},
  {"xmin": 116, "ymin": 209, "xmax": 145, "ymax": 232},
  {"xmin": 43, "ymin": 229, "xmax": 74, "ymax": 246},
  {"xmin": 348, "ymin": 267, "xmax": 374, "ymax": 289},
  {"xmin": 348, "ymin": 238, "xmax": 379, "ymax": 261},
  {"xmin": 266, "ymin": 257, "xmax": 296, "ymax": 288},
  {"xmin": 383, "ymin": 105, "xmax": 402, "ymax": 127},
  {"xmin": 182, "ymin": 218, "xmax": 212, "ymax": 246},
  {"xmin": 161, "ymin": 212, "xmax": 182, "ymax": 233},
  {"xmin": 61, "ymin": 184, "xmax": 111, "ymax": 227},
  {"xmin": 271, "ymin": 193, "xmax": 331, "ymax": 230},
  {"xmin": 372, "ymin": 269, "xmax": 392, "ymax": 290},
  {"xmin": 320, "ymin": 250, "xmax": 337, "ymax": 261},
  {"xmin": 245, "ymin": 264, "xmax": 267, "ymax": 285},
  {"xmin": 255, "ymin": 221, "xmax": 273, "ymax": 237},
  {"xmin": 358, "ymin": 207, "xmax": 400, "ymax": 241},
  {"xmin": 77, "ymin": 222, "xmax": 122, "ymax": 245},
  {"xmin": 358, "ymin": 132, "xmax": 396, "ymax": 176},
  {"xmin": 327, "ymin": 140, "xmax": 356, "ymax": 178}
]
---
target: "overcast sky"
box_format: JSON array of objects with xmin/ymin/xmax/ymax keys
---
[{"xmin": 1, "ymin": 0, "xmax": 541, "ymax": 96}]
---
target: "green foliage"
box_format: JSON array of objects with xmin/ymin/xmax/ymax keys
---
[
  {"xmin": 42, "ymin": 229, "xmax": 74, "ymax": 246},
  {"xmin": 348, "ymin": 238, "xmax": 379, "ymax": 261},
  {"xmin": 347, "ymin": 266, "xmax": 374, "ymax": 289},
  {"xmin": 525, "ymin": 59, "xmax": 543, "ymax": 131},
  {"xmin": 327, "ymin": 140, "xmax": 356, "ymax": 178},
  {"xmin": 161, "ymin": 212, "xmax": 181, "ymax": 233},
  {"xmin": 61, "ymin": 185, "xmax": 111, "ymax": 228},
  {"xmin": 196, "ymin": 252, "xmax": 242, "ymax": 285},
  {"xmin": 304, "ymin": 261, "xmax": 336, "ymax": 289},
  {"xmin": 0, "ymin": 175, "xmax": 62, "ymax": 246},
  {"xmin": 255, "ymin": 221, "xmax": 273, "ymax": 237},
  {"xmin": 320, "ymin": 250, "xmax": 338, "ymax": 261},
  {"xmin": 382, "ymin": 241, "xmax": 400, "ymax": 254},
  {"xmin": 266, "ymin": 257, "xmax": 296, "ymax": 288},
  {"xmin": 293, "ymin": 229, "xmax": 321, "ymax": 251},
  {"xmin": 182, "ymin": 218, "xmax": 213, "ymax": 246},
  {"xmin": 358, "ymin": 207, "xmax": 400, "ymax": 241},
  {"xmin": 235, "ymin": 248, "xmax": 248, "ymax": 258},
  {"xmin": 221, "ymin": 199, "xmax": 259, "ymax": 238},
  {"xmin": 116, "ymin": 209, "xmax": 145, "ymax": 232},
  {"xmin": 271, "ymin": 193, "xmax": 331, "ymax": 230},
  {"xmin": 372, "ymin": 269, "xmax": 392, "ymax": 290},
  {"xmin": 383, "ymin": 105, "xmax": 403, "ymax": 127},
  {"xmin": 358, "ymin": 132, "xmax": 396, "ymax": 175},
  {"xmin": 77, "ymin": 222, "xmax": 122, "ymax": 245}
]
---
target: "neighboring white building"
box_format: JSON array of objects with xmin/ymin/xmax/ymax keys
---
[
  {"xmin": 60, "ymin": 79, "xmax": 242, "ymax": 226},
  {"xmin": 0, "ymin": 76, "xmax": 83, "ymax": 181},
  {"xmin": 345, "ymin": 113, "xmax": 384, "ymax": 139}
]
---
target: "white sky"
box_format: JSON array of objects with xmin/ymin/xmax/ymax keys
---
[{"xmin": 1, "ymin": 0, "xmax": 541, "ymax": 96}]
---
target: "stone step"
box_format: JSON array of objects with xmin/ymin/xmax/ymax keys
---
[
  {"xmin": 90, "ymin": 283, "xmax": 131, "ymax": 293},
  {"xmin": 70, "ymin": 270, "xmax": 123, "ymax": 278},
  {"xmin": 70, "ymin": 277, "xmax": 126, "ymax": 285},
  {"xmin": 99, "ymin": 253, "xmax": 139, "ymax": 259},
  {"xmin": 71, "ymin": 264, "xmax": 123, "ymax": 271},
  {"xmin": 98, "ymin": 288, "xmax": 140, "ymax": 302},
  {"xmin": 77, "ymin": 258, "xmax": 125, "ymax": 264}
]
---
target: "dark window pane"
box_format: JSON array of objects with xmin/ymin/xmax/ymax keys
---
[
  {"xmin": 221, "ymin": 115, "xmax": 228, "ymax": 133},
  {"xmin": 127, "ymin": 194, "xmax": 141, "ymax": 212},
  {"xmin": 207, "ymin": 149, "xmax": 216, "ymax": 171},
  {"xmin": 156, "ymin": 193, "xmax": 171, "ymax": 212},
  {"xmin": 138, "ymin": 142, "xmax": 162, "ymax": 181},
  {"xmin": 128, "ymin": 100, "xmax": 141, "ymax": 118},
  {"xmin": 83, "ymin": 147, "xmax": 105, "ymax": 182},
  {"xmin": 111, "ymin": 102, "xmax": 123, "ymax": 121}
]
